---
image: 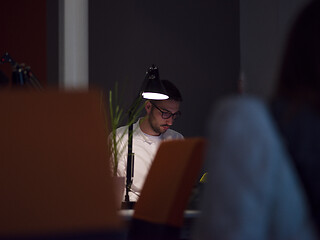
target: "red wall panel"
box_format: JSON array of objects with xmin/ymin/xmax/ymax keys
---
[{"xmin": 0, "ymin": 0, "xmax": 47, "ymax": 87}]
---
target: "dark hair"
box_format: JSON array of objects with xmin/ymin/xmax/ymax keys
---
[
  {"xmin": 275, "ymin": 1, "xmax": 320, "ymax": 106},
  {"xmin": 161, "ymin": 79, "xmax": 183, "ymax": 102}
]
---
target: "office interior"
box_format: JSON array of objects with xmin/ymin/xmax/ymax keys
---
[{"xmin": 0, "ymin": 0, "xmax": 312, "ymax": 239}]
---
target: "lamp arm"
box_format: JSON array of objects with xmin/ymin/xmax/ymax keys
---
[
  {"xmin": 123, "ymin": 93, "xmax": 143, "ymax": 206},
  {"xmin": 138, "ymin": 67, "xmax": 152, "ymax": 94},
  {"xmin": 1, "ymin": 52, "xmax": 43, "ymax": 89},
  {"xmin": 1, "ymin": 52, "xmax": 16, "ymax": 66},
  {"xmin": 122, "ymin": 64, "xmax": 162, "ymax": 207}
]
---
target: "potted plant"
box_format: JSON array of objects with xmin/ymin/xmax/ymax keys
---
[
  {"xmin": 108, "ymin": 82, "xmax": 144, "ymax": 206},
  {"xmin": 108, "ymin": 83, "xmax": 127, "ymax": 177}
]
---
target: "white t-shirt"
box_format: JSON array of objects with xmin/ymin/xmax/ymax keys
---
[{"xmin": 115, "ymin": 119, "xmax": 183, "ymax": 201}]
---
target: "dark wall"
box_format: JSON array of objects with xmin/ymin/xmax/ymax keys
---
[
  {"xmin": 46, "ymin": 0, "xmax": 59, "ymax": 87},
  {"xmin": 240, "ymin": 0, "xmax": 310, "ymax": 99},
  {"xmin": 89, "ymin": 1, "xmax": 240, "ymax": 137}
]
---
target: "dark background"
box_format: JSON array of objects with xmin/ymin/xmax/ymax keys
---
[
  {"xmin": 1, "ymin": 0, "xmax": 47, "ymax": 87},
  {"xmin": 88, "ymin": 1, "xmax": 240, "ymax": 137},
  {"xmin": 1, "ymin": 0, "xmax": 310, "ymax": 138}
]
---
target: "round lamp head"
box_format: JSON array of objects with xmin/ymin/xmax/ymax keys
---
[
  {"xmin": 142, "ymin": 92, "xmax": 169, "ymax": 100},
  {"xmin": 141, "ymin": 65, "xmax": 169, "ymax": 100}
]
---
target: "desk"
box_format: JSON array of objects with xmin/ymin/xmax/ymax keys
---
[
  {"xmin": 118, "ymin": 210, "xmax": 200, "ymax": 240},
  {"xmin": 119, "ymin": 209, "xmax": 200, "ymax": 220}
]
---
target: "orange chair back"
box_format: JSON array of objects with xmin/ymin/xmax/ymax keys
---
[
  {"xmin": 133, "ymin": 138, "xmax": 206, "ymax": 227},
  {"xmin": 0, "ymin": 90, "xmax": 122, "ymax": 238}
]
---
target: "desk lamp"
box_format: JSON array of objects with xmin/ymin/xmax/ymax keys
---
[
  {"xmin": 1, "ymin": 52, "xmax": 42, "ymax": 89},
  {"xmin": 123, "ymin": 65, "xmax": 168, "ymax": 209}
]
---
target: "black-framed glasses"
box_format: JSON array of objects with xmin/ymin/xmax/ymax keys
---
[{"xmin": 150, "ymin": 102, "xmax": 181, "ymax": 120}]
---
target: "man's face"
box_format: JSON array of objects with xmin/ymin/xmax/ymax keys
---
[{"xmin": 146, "ymin": 99, "xmax": 181, "ymax": 135}]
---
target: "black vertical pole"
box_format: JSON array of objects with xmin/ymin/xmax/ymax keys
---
[{"xmin": 124, "ymin": 111, "xmax": 134, "ymax": 204}]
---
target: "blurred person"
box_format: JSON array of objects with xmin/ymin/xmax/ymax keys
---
[
  {"xmin": 115, "ymin": 79, "xmax": 183, "ymax": 202},
  {"xmin": 271, "ymin": 0, "xmax": 320, "ymax": 233},
  {"xmin": 193, "ymin": 1, "xmax": 320, "ymax": 239},
  {"xmin": 193, "ymin": 96, "xmax": 316, "ymax": 240}
]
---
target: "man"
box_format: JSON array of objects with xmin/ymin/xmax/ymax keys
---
[{"xmin": 115, "ymin": 79, "xmax": 183, "ymax": 202}]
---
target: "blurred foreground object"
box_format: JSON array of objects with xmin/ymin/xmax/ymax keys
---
[
  {"xmin": 271, "ymin": 0, "xmax": 320, "ymax": 232},
  {"xmin": 193, "ymin": 96, "xmax": 317, "ymax": 240},
  {"xmin": 0, "ymin": 90, "xmax": 123, "ymax": 239},
  {"xmin": 1, "ymin": 52, "xmax": 43, "ymax": 89},
  {"xmin": 128, "ymin": 138, "xmax": 206, "ymax": 240}
]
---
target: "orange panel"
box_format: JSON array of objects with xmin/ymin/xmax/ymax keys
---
[
  {"xmin": 133, "ymin": 138, "xmax": 206, "ymax": 227},
  {"xmin": 0, "ymin": 90, "xmax": 122, "ymax": 237}
]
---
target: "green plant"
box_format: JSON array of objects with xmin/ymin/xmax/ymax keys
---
[{"xmin": 109, "ymin": 82, "xmax": 144, "ymax": 177}]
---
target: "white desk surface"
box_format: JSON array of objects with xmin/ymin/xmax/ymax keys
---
[{"xmin": 118, "ymin": 209, "xmax": 200, "ymax": 220}]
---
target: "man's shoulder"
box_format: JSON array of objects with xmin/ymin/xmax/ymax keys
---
[
  {"xmin": 113, "ymin": 122, "xmax": 141, "ymax": 139},
  {"xmin": 163, "ymin": 129, "xmax": 184, "ymax": 140},
  {"xmin": 115, "ymin": 125, "xmax": 128, "ymax": 134},
  {"xmin": 107, "ymin": 125, "xmax": 128, "ymax": 141}
]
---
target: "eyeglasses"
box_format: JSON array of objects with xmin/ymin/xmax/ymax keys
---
[{"xmin": 150, "ymin": 102, "xmax": 181, "ymax": 120}]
